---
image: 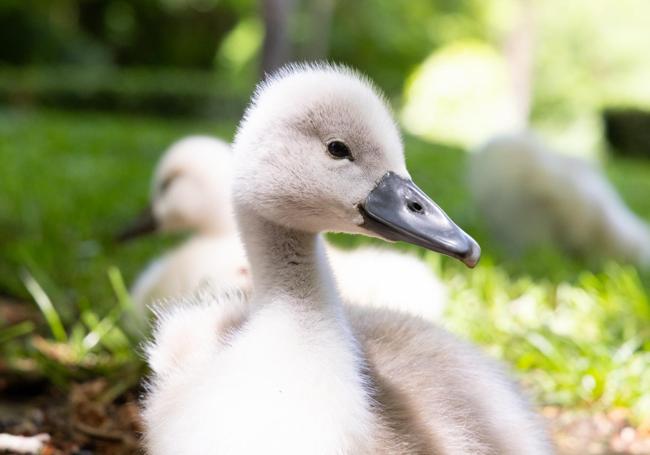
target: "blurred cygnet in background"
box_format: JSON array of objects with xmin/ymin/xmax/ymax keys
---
[
  {"xmin": 327, "ymin": 246, "xmax": 447, "ymax": 320},
  {"xmin": 469, "ymin": 132, "xmax": 650, "ymax": 267},
  {"xmin": 119, "ymin": 135, "xmax": 447, "ymax": 321},
  {"xmin": 117, "ymin": 136, "xmax": 250, "ymax": 318}
]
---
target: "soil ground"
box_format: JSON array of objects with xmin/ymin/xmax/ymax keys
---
[{"xmin": 1, "ymin": 378, "xmax": 649, "ymax": 454}]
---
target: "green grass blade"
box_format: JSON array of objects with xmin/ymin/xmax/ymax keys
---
[
  {"xmin": 21, "ymin": 269, "xmax": 67, "ymax": 342},
  {"xmin": 108, "ymin": 266, "xmax": 131, "ymax": 309},
  {"xmin": 81, "ymin": 306, "xmax": 125, "ymax": 351},
  {"xmin": 107, "ymin": 265, "xmax": 143, "ymax": 342},
  {"xmin": 0, "ymin": 320, "xmax": 35, "ymax": 344}
]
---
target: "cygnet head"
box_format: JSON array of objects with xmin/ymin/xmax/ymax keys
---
[
  {"xmin": 118, "ymin": 136, "xmax": 237, "ymax": 240},
  {"xmin": 233, "ymin": 64, "xmax": 480, "ymax": 266}
]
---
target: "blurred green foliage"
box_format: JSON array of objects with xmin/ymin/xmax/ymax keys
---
[
  {"xmin": 4, "ymin": 0, "xmax": 650, "ymax": 149},
  {"xmin": 401, "ymin": 0, "xmax": 650, "ymax": 152},
  {"xmin": 401, "ymin": 41, "xmax": 513, "ymax": 147},
  {"xmin": 0, "ymin": 0, "xmax": 489, "ymax": 103},
  {"xmin": 0, "ymin": 0, "xmax": 246, "ymax": 67},
  {"xmin": 0, "ymin": 66, "xmax": 245, "ymax": 116}
]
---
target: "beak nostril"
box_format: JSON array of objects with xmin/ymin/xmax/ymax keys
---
[{"xmin": 407, "ymin": 201, "xmax": 424, "ymax": 214}]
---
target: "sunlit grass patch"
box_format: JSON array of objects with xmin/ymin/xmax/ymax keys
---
[
  {"xmin": 2, "ymin": 266, "xmax": 144, "ymax": 388},
  {"xmin": 442, "ymin": 259, "xmax": 650, "ymax": 423}
]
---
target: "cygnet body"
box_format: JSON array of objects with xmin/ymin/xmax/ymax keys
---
[
  {"xmin": 119, "ymin": 136, "xmax": 249, "ymax": 316},
  {"xmin": 142, "ymin": 64, "xmax": 551, "ymax": 455},
  {"xmin": 470, "ymin": 132, "xmax": 650, "ymax": 266}
]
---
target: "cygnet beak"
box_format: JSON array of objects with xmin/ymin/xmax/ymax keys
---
[
  {"xmin": 115, "ymin": 205, "xmax": 159, "ymax": 242},
  {"xmin": 359, "ymin": 172, "xmax": 481, "ymax": 268}
]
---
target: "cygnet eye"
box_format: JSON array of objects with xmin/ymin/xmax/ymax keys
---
[
  {"xmin": 158, "ymin": 172, "xmax": 179, "ymax": 194},
  {"xmin": 327, "ymin": 140, "xmax": 353, "ymax": 161},
  {"xmin": 159, "ymin": 178, "xmax": 173, "ymax": 194}
]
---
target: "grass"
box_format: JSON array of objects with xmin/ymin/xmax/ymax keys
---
[
  {"xmin": 443, "ymin": 260, "xmax": 650, "ymax": 422},
  {"xmin": 3, "ymin": 267, "xmax": 143, "ymax": 388},
  {"xmin": 1, "ymin": 106, "xmax": 650, "ymax": 422},
  {"xmin": 0, "ymin": 107, "xmax": 235, "ymax": 309}
]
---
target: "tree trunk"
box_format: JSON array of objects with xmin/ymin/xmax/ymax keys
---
[
  {"xmin": 260, "ymin": 0, "xmax": 296, "ymax": 76},
  {"xmin": 303, "ymin": 0, "xmax": 335, "ymax": 60},
  {"xmin": 504, "ymin": 0, "xmax": 536, "ymax": 128}
]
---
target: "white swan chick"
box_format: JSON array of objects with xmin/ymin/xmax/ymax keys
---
[
  {"xmin": 119, "ymin": 136, "xmax": 249, "ymax": 316},
  {"xmin": 470, "ymin": 132, "xmax": 650, "ymax": 267},
  {"xmin": 142, "ymin": 64, "xmax": 551, "ymax": 455}
]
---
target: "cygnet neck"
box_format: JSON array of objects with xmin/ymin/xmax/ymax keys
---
[{"xmin": 236, "ymin": 206, "xmax": 340, "ymax": 309}]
